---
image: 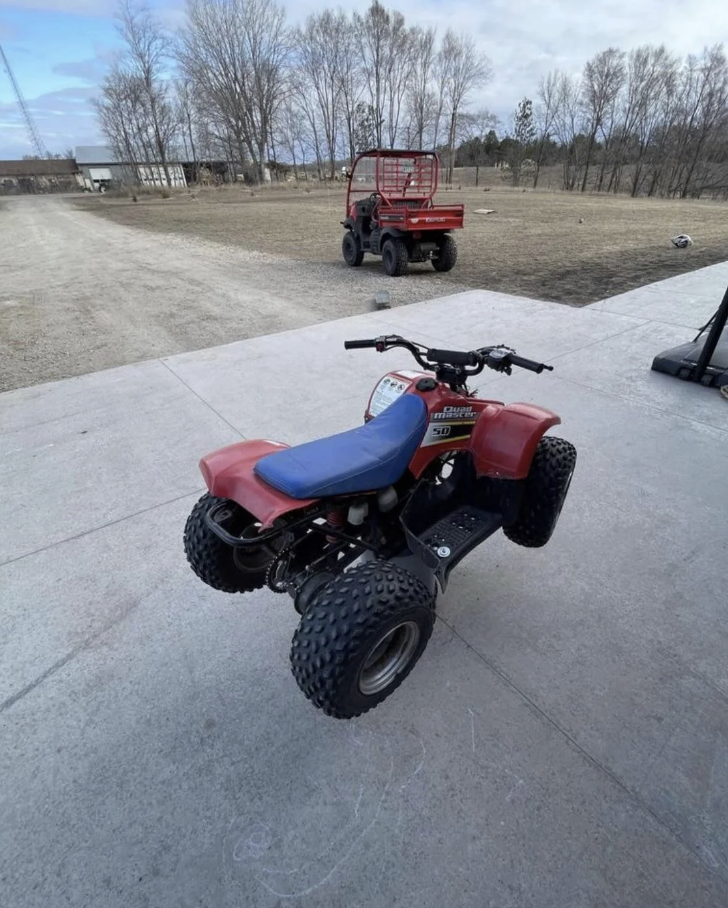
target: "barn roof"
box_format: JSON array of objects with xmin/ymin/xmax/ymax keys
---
[{"xmin": 0, "ymin": 159, "xmax": 79, "ymax": 177}]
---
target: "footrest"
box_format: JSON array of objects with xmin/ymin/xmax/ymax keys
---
[
  {"xmin": 402, "ymin": 499, "xmax": 503, "ymax": 588},
  {"xmin": 400, "ymin": 457, "xmax": 512, "ymax": 589},
  {"xmin": 422, "ymin": 505, "xmax": 500, "ymax": 556}
]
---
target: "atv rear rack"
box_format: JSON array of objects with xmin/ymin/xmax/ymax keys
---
[{"xmin": 204, "ymin": 498, "xmax": 380, "ymax": 555}]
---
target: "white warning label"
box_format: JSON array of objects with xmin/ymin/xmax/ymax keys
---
[{"xmin": 369, "ymin": 375, "xmax": 410, "ymax": 416}]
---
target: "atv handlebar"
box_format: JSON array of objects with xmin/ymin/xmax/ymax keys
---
[
  {"xmin": 426, "ymin": 349, "xmax": 480, "ymax": 368},
  {"xmin": 343, "ymin": 339, "xmax": 379, "ymax": 350},
  {"xmin": 344, "ymin": 335, "xmax": 553, "ymax": 379},
  {"xmin": 507, "ymin": 352, "xmax": 549, "ymax": 373}
]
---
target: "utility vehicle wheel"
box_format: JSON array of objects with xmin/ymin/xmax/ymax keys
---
[
  {"xmin": 290, "ymin": 561, "xmax": 435, "ymax": 718},
  {"xmin": 382, "ymin": 238, "xmax": 409, "ymax": 276},
  {"xmin": 342, "ymin": 231, "xmax": 364, "ymax": 267},
  {"xmin": 432, "ymin": 235, "xmax": 458, "ymax": 272},
  {"xmin": 184, "ymin": 493, "xmax": 278, "ymax": 593},
  {"xmin": 504, "ymin": 436, "xmax": 577, "ymax": 548}
]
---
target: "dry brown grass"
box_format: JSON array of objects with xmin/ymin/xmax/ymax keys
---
[{"xmin": 76, "ymin": 183, "xmax": 728, "ymax": 305}]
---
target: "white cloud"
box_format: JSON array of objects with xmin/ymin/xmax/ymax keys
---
[
  {"xmin": 282, "ymin": 0, "xmax": 721, "ymax": 124},
  {"xmin": 0, "ymin": 86, "xmax": 99, "ymax": 157},
  {"xmin": 293, "ymin": 0, "xmax": 728, "ymax": 119},
  {"xmin": 52, "ymin": 53, "xmax": 114, "ymax": 84}
]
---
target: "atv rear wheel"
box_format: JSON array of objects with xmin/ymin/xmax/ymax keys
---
[
  {"xmin": 504, "ymin": 436, "xmax": 576, "ymax": 548},
  {"xmin": 432, "ymin": 234, "xmax": 458, "ymax": 272},
  {"xmin": 382, "ymin": 238, "xmax": 409, "ymax": 276},
  {"xmin": 184, "ymin": 493, "xmax": 279, "ymax": 593},
  {"xmin": 290, "ymin": 561, "xmax": 435, "ymax": 718},
  {"xmin": 342, "ymin": 231, "xmax": 364, "ymax": 267}
]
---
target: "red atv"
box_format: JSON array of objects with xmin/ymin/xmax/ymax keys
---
[
  {"xmin": 342, "ymin": 150, "xmax": 464, "ymax": 276},
  {"xmin": 184, "ymin": 337, "xmax": 576, "ymax": 719}
]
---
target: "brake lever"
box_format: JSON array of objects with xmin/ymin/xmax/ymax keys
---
[{"xmin": 374, "ymin": 334, "xmax": 403, "ymax": 352}]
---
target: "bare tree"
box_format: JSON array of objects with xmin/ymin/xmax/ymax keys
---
[
  {"xmin": 506, "ymin": 98, "xmax": 536, "ymax": 186},
  {"xmin": 354, "ymin": 1, "xmax": 413, "ymax": 148},
  {"xmin": 116, "ymin": 0, "xmax": 176, "ymax": 185},
  {"xmin": 458, "ymin": 107, "xmax": 499, "ymax": 184},
  {"xmin": 95, "ymin": 65, "xmax": 152, "ymax": 182},
  {"xmin": 385, "ymin": 23, "xmax": 415, "ymax": 147},
  {"xmin": 354, "ymin": 1, "xmax": 388, "ymax": 147},
  {"xmin": 291, "ymin": 72, "xmax": 326, "ymax": 178},
  {"xmin": 295, "ymin": 11, "xmax": 345, "ymax": 179},
  {"xmin": 533, "ymin": 70, "xmax": 560, "ymax": 187},
  {"xmin": 96, "ymin": 0, "xmax": 502, "ymax": 185},
  {"xmin": 295, "ymin": 10, "xmax": 341, "ymax": 179},
  {"xmin": 338, "ymin": 18, "xmax": 365, "ymax": 162},
  {"xmin": 533, "ymin": 44, "xmax": 727, "ymax": 199},
  {"xmin": 177, "ymin": 0, "xmax": 289, "ymax": 183},
  {"xmin": 666, "ymin": 46, "xmax": 728, "ymax": 198},
  {"xmin": 406, "ymin": 26, "xmax": 437, "ymax": 148},
  {"xmin": 579, "ymin": 48, "xmax": 625, "ymax": 191},
  {"xmin": 551, "ymin": 72, "xmax": 586, "ymax": 190},
  {"xmin": 277, "ymin": 96, "xmax": 311, "ymax": 179},
  {"xmin": 439, "ymin": 30, "xmax": 492, "ymax": 183},
  {"xmin": 175, "ymin": 78, "xmax": 197, "ymax": 179},
  {"xmin": 605, "ymin": 45, "xmax": 678, "ymax": 195}
]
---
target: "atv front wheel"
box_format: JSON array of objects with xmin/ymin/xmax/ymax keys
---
[
  {"xmin": 504, "ymin": 436, "xmax": 576, "ymax": 548},
  {"xmin": 342, "ymin": 231, "xmax": 364, "ymax": 267},
  {"xmin": 184, "ymin": 493, "xmax": 279, "ymax": 593},
  {"xmin": 432, "ymin": 235, "xmax": 458, "ymax": 272},
  {"xmin": 290, "ymin": 561, "xmax": 435, "ymax": 718},
  {"xmin": 382, "ymin": 238, "xmax": 409, "ymax": 276}
]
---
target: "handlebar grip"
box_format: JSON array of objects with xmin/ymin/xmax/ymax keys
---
[
  {"xmin": 344, "ymin": 339, "xmax": 378, "ymax": 350},
  {"xmin": 509, "ymin": 353, "xmax": 550, "ymax": 373}
]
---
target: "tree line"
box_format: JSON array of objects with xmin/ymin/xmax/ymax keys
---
[
  {"xmin": 95, "ymin": 0, "xmax": 491, "ymax": 185},
  {"xmin": 459, "ymin": 44, "xmax": 728, "ymax": 199},
  {"xmin": 95, "ymin": 2, "xmax": 728, "ymax": 200}
]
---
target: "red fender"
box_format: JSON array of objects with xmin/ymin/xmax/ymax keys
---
[
  {"xmin": 469, "ymin": 403, "xmax": 561, "ymax": 480},
  {"xmin": 199, "ymin": 440, "xmax": 316, "ymax": 528}
]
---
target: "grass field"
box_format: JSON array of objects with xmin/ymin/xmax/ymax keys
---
[{"xmin": 78, "ymin": 184, "xmax": 728, "ymax": 305}]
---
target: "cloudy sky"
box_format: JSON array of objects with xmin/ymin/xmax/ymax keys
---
[{"xmin": 0, "ymin": 0, "xmax": 725, "ymax": 158}]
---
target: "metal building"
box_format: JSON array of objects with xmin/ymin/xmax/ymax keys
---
[
  {"xmin": 0, "ymin": 159, "xmax": 83, "ymax": 195},
  {"xmin": 74, "ymin": 146, "xmax": 187, "ymax": 189}
]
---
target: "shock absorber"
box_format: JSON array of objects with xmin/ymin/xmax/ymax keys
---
[{"xmin": 325, "ymin": 507, "xmax": 346, "ymax": 543}]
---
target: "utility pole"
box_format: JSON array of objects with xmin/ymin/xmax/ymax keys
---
[{"xmin": 0, "ymin": 42, "xmax": 49, "ymax": 158}]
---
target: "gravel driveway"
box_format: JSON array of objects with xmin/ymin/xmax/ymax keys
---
[{"xmin": 0, "ymin": 195, "xmax": 467, "ymax": 391}]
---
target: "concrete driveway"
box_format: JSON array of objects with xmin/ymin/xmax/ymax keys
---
[{"xmin": 2, "ymin": 266, "xmax": 728, "ymax": 907}]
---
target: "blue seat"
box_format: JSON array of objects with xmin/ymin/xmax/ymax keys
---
[{"xmin": 255, "ymin": 394, "xmax": 427, "ymax": 499}]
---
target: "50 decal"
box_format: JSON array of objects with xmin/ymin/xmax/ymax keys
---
[{"xmin": 421, "ymin": 420, "xmax": 476, "ymax": 447}]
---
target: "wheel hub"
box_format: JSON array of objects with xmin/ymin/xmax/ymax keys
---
[{"xmin": 358, "ymin": 621, "xmax": 421, "ymax": 696}]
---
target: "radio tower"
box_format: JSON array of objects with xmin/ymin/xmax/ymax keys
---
[{"xmin": 0, "ymin": 42, "xmax": 48, "ymax": 159}]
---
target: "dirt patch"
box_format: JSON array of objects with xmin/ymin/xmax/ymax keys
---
[
  {"xmin": 77, "ymin": 185, "xmax": 728, "ymax": 305},
  {"xmin": 2, "ymin": 188, "xmax": 726, "ymax": 393},
  {"xmin": 0, "ymin": 196, "xmax": 470, "ymax": 392}
]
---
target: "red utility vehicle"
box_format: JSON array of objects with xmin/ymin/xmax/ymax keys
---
[
  {"xmin": 184, "ymin": 336, "xmax": 576, "ymax": 719},
  {"xmin": 342, "ymin": 150, "xmax": 464, "ymax": 276}
]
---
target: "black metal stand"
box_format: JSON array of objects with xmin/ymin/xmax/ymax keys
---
[
  {"xmin": 651, "ymin": 280, "xmax": 728, "ymax": 387},
  {"xmin": 693, "ymin": 283, "xmax": 728, "ymax": 382}
]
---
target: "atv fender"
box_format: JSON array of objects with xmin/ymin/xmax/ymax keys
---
[
  {"xmin": 379, "ymin": 226, "xmax": 405, "ymax": 242},
  {"xmin": 199, "ymin": 440, "xmax": 316, "ymax": 527},
  {"xmin": 469, "ymin": 403, "xmax": 561, "ymax": 480}
]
